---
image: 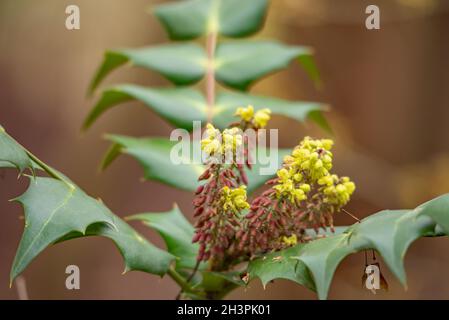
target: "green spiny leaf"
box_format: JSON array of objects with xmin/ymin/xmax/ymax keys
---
[
  {"xmin": 247, "ymin": 227, "xmax": 347, "ymax": 292},
  {"xmin": 248, "ymin": 196, "xmax": 446, "ymax": 300},
  {"xmin": 127, "ymin": 205, "xmax": 198, "ymax": 269},
  {"xmin": 215, "ymin": 41, "xmax": 318, "ymax": 91},
  {"xmin": 10, "ymin": 177, "xmax": 117, "ymax": 282},
  {"xmin": 104, "ymin": 136, "xmax": 203, "ymax": 191},
  {"xmin": 60, "ymin": 214, "xmax": 175, "ymax": 276},
  {"xmin": 88, "ymin": 41, "xmax": 320, "ymax": 94},
  {"xmin": 84, "ymin": 85, "xmax": 329, "ymax": 132},
  {"xmin": 154, "ymin": 0, "xmax": 268, "ymax": 40},
  {"xmin": 247, "ymin": 244, "xmax": 316, "ymax": 291},
  {"xmin": 1, "ymin": 129, "xmax": 175, "ymax": 280},
  {"xmin": 88, "ymin": 44, "xmax": 206, "ymax": 94},
  {"xmin": 0, "ymin": 125, "xmax": 32, "ymax": 173},
  {"xmin": 83, "ymin": 85, "xmax": 206, "ymax": 131}
]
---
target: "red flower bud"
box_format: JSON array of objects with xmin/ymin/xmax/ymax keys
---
[
  {"xmin": 195, "ymin": 184, "xmax": 205, "ymax": 194},
  {"xmin": 192, "ymin": 232, "xmax": 201, "ymax": 243}
]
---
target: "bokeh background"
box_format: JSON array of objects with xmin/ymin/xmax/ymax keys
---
[{"xmin": 1, "ymin": 0, "xmax": 449, "ymax": 299}]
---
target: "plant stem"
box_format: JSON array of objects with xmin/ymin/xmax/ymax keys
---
[
  {"xmin": 205, "ymin": 31, "xmax": 217, "ymax": 123},
  {"xmin": 168, "ymin": 267, "xmax": 203, "ymax": 299}
]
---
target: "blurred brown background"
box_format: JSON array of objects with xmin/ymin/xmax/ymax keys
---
[{"xmin": 1, "ymin": 0, "xmax": 449, "ymax": 299}]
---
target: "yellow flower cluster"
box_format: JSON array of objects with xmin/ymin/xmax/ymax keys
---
[
  {"xmin": 273, "ymin": 168, "xmax": 310, "ymax": 203},
  {"xmin": 274, "ymin": 137, "xmax": 355, "ymax": 210},
  {"xmin": 234, "ymin": 105, "xmax": 271, "ymax": 129},
  {"xmin": 286, "ymin": 136, "xmax": 334, "ymax": 180},
  {"xmin": 319, "ymin": 175, "xmax": 356, "ymax": 208},
  {"xmin": 220, "ymin": 185, "xmax": 250, "ymax": 211},
  {"xmin": 201, "ymin": 124, "xmax": 243, "ymax": 157},
  {"xmin": 281, "ymin": 234, "xmax": 298, "ymax": 246}
]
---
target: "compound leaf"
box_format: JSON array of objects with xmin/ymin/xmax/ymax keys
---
[
  {"xmin": 84, "ymin": 85, "xmax": 329, "ymax": 132},
  {"xmin": 84, "ymin": 85, "xmax": 206, "ymax": 131},
  {"xmin": 89, "ymin": 44, "xmax": 206, "ymax": 94},
  {"xmin": 154, "ymin": 0, "xmax": 268, "ymax": 40},
  {"xmin": 215, "ymin": 41, "xmax": 318, "ymax": 91},
  {"xmin": 128, "ymin": 205, "xmax": 198, "ymax": 269}
]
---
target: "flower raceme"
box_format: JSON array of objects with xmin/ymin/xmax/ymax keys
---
[
  {"xmin": 240, "ymin": 136, "xmax": 356, "ymax": 255},
  {"xmin": 192, "ymin": 106, "xmax": 269, "ymax": 269},
  {"xmin": 193, "ymin": 106, "xmax": 355, "ymax": 269}
]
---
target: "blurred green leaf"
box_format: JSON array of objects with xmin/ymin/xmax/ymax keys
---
[
  {"xmin": 215, "ymin": 41, "xmax": 318, "ymax": 91},
  {"xmin": 84, "ymin": 85, "xmax": 329, "ymax": 132},
  {"xmin": 102, "ymin": 135, "xmax": 289, "ymax": 194},
  {"xmin": 88, "ymin": 44, "xmax": 206, "ymax": 94},
  {"xmin": 154, "ymin": 0, "xmax": 268, "ymax": 40},
  {"xmin": 214, "ymin": 91, "xmax": 330, "ymax": 132},
  {"xmin": 83, "ymin": 85, "xmax": 206, "ymax": 131},
  {"xmin": 128, "ymin": 205, "xmax": 199, "ymax": 269},
  {"xmin": 104, "ymin": 136, "xmax": 203, "ymax": 191},
  {"xmin": 88, "ymin": 41, "xmax": 320, "ymax": 95}
]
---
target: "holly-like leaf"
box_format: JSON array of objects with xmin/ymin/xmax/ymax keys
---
[
  {"xmin": 60, "ymin": 212, "xmax": 175, "ymax": 276},
  {"xmin": 247, "ymin": 244, "xmax": 316, "ymax": 291},
  {"xmin": 84, "ymin": 84, "xmax": 329, "ymax": 132},
  {"xmin": 10, "ymin": 177, "xmax": 175, "ymax": 281},
  {"xmin": 1, "ymin": 128, "xmax": 175, "ymax": 281},
  {"xmin": 154, "ymin": 0, "xmax": 268, "ymax": 40},
  {"xmin": 88, "ymin": 44, "xmax": 206, "ymax": 94},
  {"xmin": 127, "ymin": 205, "xmax": 198, "ymax": 269},
  {"xmin": 215, "ymin": 41, "xmax": 318, "ymax": 91},
  {"xmin": 101, "ymin": 135, "xmax": 289, "ymax": 195},
  {"xmin": 0, "ymin": 125, "xmax": 32, "ymax": 172},
  {"xmin": 10, "ymin": 177, "xmax": 116, "ymax": 282},
  {"xmin": 248, "ymin": 196, "xmax": 448, "ymax": 300},
  {"xmin": 83, "ymin": 85, "xmax": 206, "ymax": 131},
  {"xmin": 247, "ymin": 227, "xmax": 346, "ymax": 292},
  {"xmin": 89, "ymin": 41, "xmax": 320, "ymax": 95}
]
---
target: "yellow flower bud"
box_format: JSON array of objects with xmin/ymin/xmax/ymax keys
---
[
  {"xmin": 300, "ymin": 183, "xmax": 311, "ymax": 193},
  {"xmin": 314, "ymin": 159, "xmax": 323, "ymax": 169},
  {"xmin": 336, "ymin": 184, "xmax": 346, "ymax": 194},
  {"xmin": 221, "ymin": 185, "xmax": 249, "ymax": 211},
  {"xmin": 283, "ymin": 155, "xmax": 295, "ymax": 164},
  {"xmin": 321, "ymin": 139, "xmax": 334, "ymax": 150},
  {"xmin": 344, "ymin": 181, "xmax": 356, "ymax": 194},
  {"xmin": 282, "ymin": 234, "xmax": 297, "ymax": 246},
  {"xmin": 300, "ymin": 160, "xmax": 310, "ymax": 170},
  {"xmin": 234, "ymin": 105, "xmax": 254, "ymax": 122},
  {"xmin": 253, "ymin": 108, "xmax": 271, "ymax": 128}
]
